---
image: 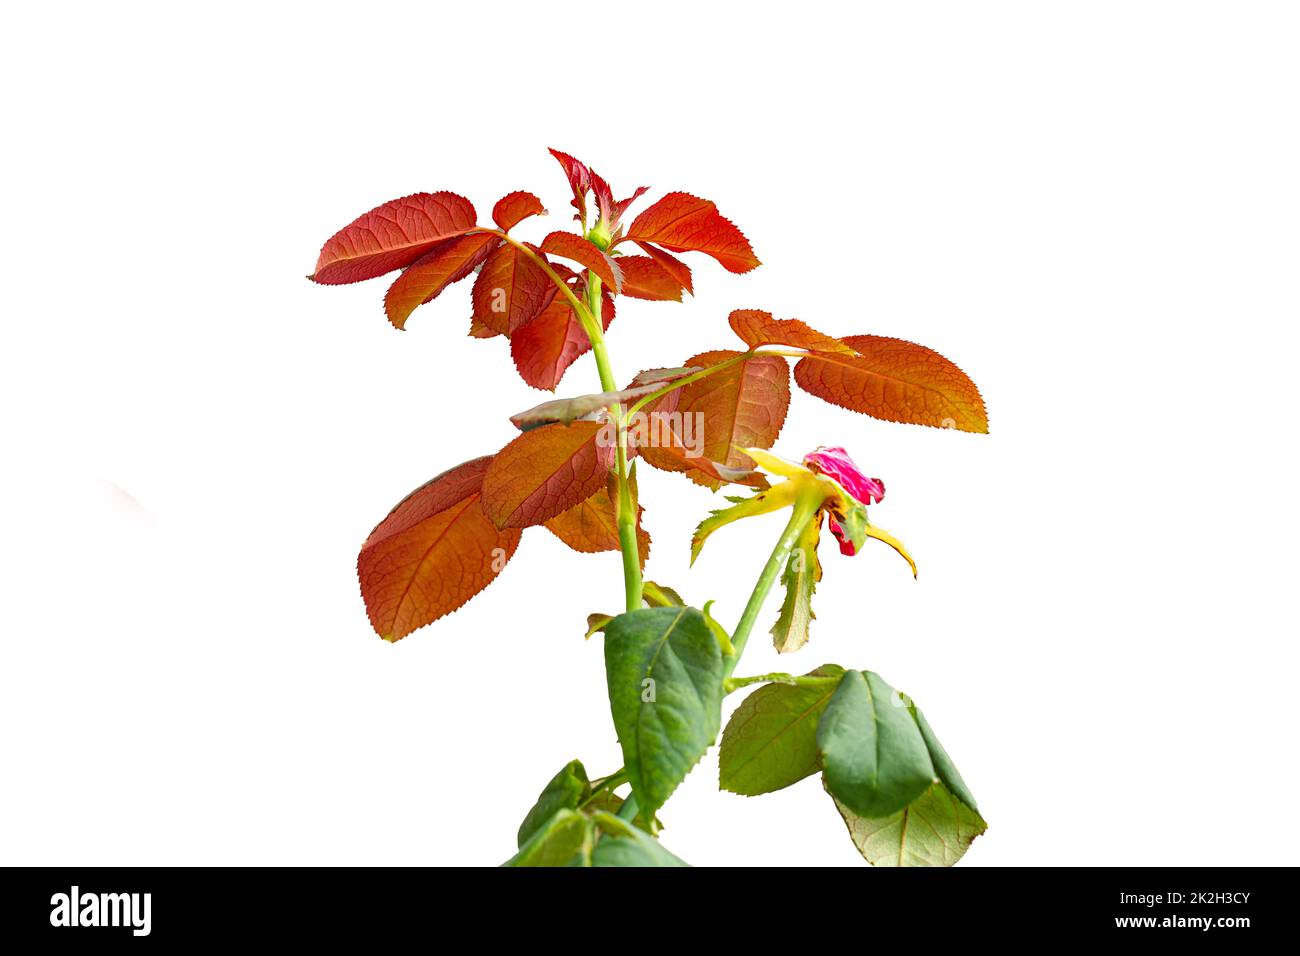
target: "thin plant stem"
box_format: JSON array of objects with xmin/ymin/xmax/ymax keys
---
[{"xmin": 723, "ymin": 492, "xmax": 823, "ymax": 679}]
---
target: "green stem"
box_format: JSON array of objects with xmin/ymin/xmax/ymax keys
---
[
  {"xmin": 582, "ymin": 769, "xmax": 628, "ymax": 806},
  {"xmin": 575, "ymin": 274, "xmax": 645, "ymax": 820},
  {"xmin": 512, "ymin": 234, "xmax": 647, "ymax": 820},
  {"xmin": 723, "ymin": 492, "xmax": 822, "ymax": 678},
  {"xmin": 615, "ymin": 444, "xmax": 641, "ymax": 612},
  {"xmin": 724, "ymin": 672, "xmax": 839, "ymax": 694},
  {"xmin": 486, "ymin": 229, "xmax": 600, "ymax": 330},
  {"xmin": 503, "ymin": 229, "xmax": 641, "ymax": 613},
  {"xmin": 580, "ymin": 275, "xmax": 618, "ymax": 394},
  {"xmin": 502, "ymin": 230, "xmax": 826, "ymax": 833},
  {"xmin": 577, "ymin": 272, "xmax": 642, "ymax": 613},
  {"xmin": 616, "ymin": 794, "xmax": 640, "ymax": 821}
]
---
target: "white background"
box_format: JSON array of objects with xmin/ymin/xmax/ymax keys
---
[{"xmin": 2, "ymin": 1, "xmax": 1297, "ymax": 867}]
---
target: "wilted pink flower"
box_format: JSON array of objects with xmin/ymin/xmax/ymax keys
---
[
  {"xmin": 800, "ymin": 447, "xmax": 884, "ymax": 556},
  {"xmin": 803, "ymin": 447, "xmax": 885, "ymax": 506},
  {"xmin": 697, "ymin": 446, "xmax": 915, "ymax": 576}
]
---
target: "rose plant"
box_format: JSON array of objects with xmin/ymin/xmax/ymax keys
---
[{"xmin": 308, "ymin": 149, "xmax": 989, "ymax": 866}]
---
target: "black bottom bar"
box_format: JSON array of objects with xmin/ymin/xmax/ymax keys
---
[{"xmin": 0, "ymin": 866, "xmax": 1286, "ymax": 943}]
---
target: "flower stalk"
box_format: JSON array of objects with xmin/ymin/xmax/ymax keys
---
[{"xmin": 723, "ymin": 489, "xmax": 823, "ymax": 677}]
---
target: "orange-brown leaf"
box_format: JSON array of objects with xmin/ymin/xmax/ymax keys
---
[
  {"xmin": 492, "ymin": 191, "xmax": 546, "ymax": 232},
  {"xmin": 540, "ymin": 232, "xmax": 623, "ymax": 292},
  {"xmin": 544, "ymin": 486, "xmax": 650, "ymax": 567},
  {"xmin": 633, "ymin": 430, "xmax": 769, "ymax": 491},
  {"xmin": 794, "ymin": 335, "xmax": 988, "ymax": 433},
  {"xmin": 468, "ymin": 315, "xmax": 502, "ymax": 339},
  {"xmin": 383, "ymin": 233, "xmax": 498, "ymax": 330},
  {"xmin": 728, "ymin": 309, "xmax": 855, "ymax": 355},
  {"xmin": 470, "ymin": 243, "xmax": 555, "ymax": 335},
  {"xmin": 480, "ymin": 421, "xmax": 616, "ymax": 529},
  {"xmin": 511, "ymin": 287, "xmax": 614, "ymax": 391},
  {"xmin": 357, "ymin": 457, "xmax": 521, "ymax": 642},
  {"xmin": 633, "ymin": 350, "xmax": 787, "ymax": 486},
  {"xmin": 618, "ymin": 255, "xmax": 684, "ymax": 301},
  {"xmin": 676, "ymin": 350, "xmax": 790, "ymax": 468},
  {"xmin": 311, "ymin": 192, "xmax": 478, "ymax": 285},
  {"xmin": 624, "ymin": 193, "xmax": 759, "ymax": 274},
  {"xmin": 636, "ymin": 242, "xmax": 694, "ymax": 294}
]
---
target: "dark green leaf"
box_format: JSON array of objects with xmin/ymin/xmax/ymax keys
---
[
  {"xmin": 719, "ymin": 665, "xmax": 844, "ymax": 796},
  {"xmin": 516, "ymin": 759, "xmax": 590, "ymax": 848},
  {"xmin": 816, "ymin": 670, "xmax": 935, "ymax": 817},
  {"xmin": 603, "ymin": 607, "xmax": 725, "ymax": 820},
  {"xmin": 911, "ymin": 704, "xmax": 980, "ymax": 813}
]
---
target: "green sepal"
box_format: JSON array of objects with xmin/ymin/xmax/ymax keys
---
[
  {"xmin": 771, "ymin": 515, "xmax": 822, "ymax": 653},
  {"xmin": 689, "ymin": 482, "xmax": 800, "ymax": 564},
  {"xmin": 831, "ymin": 501, "xmax": 871, "ymax": 554},
  {"xmin": 701, "ymin": 600, "xmax": 735, "ymax": 655}
]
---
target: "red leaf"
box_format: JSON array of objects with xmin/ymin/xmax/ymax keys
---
[
  {"xmin": 511, "ymin": 285, "xmax": 614, "ymax": 391},
  {"xmin": 623, "ymin": 193, "xmax": 759, "ymax": 274},
  {"xmin": 480, "ymin": 422, "xmax": 616, "ymax": 529},
  {"xmin": 591, "ymin": 171, "xmax": 648, "ymax": 230},
  {"xmin": 635, "ymin": 242, "xmax": 694, "ymax": 294},
  {"xmin": 544, "ymin": 485, "xmax": 650, "ymax": 567},
  {"xmin": 311, "ymin": 192, "xmax": 477, "ymax": 285},
  {"xmin": 468, "ymin": 315, "xmax": 502, "ymax": 339},
  {"xmin": 492, "ymin": 191, "xmax": 546, "ymax": 232},
  {"xmin": 540, "ymin": 232, "xmax": 623, "ymax": 292},
  {"xmin": 470, "ymin": 243, "xmax": 555, "ymax": 335},
  {"xmin": 618, "ymin": 255, "xmax": 684, "ymax": 301},
  {"xmin": 728, "ymin": 309, "xmax": 855, "ymax": 354},
  {"xmin": 794, "ymin": 335, "xmax": 988, "ymax": 433},
  {"xmin": 549, "ymin": 148, "xmax": 591, "ymax": 222},
  {"xmin": 590, "ymin": 170, "xmax": 615, "ymax": 226},
  {"xmin": 357, "ymin": 456, "xmax": 521, "ymax": 641},
  {"xmin": 383, "ymin": 233, "xmax": 498, "ymax": 330},
  {"xmin": 610, "ymin": 186, "xmax": 650, "ymax": 229}
]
